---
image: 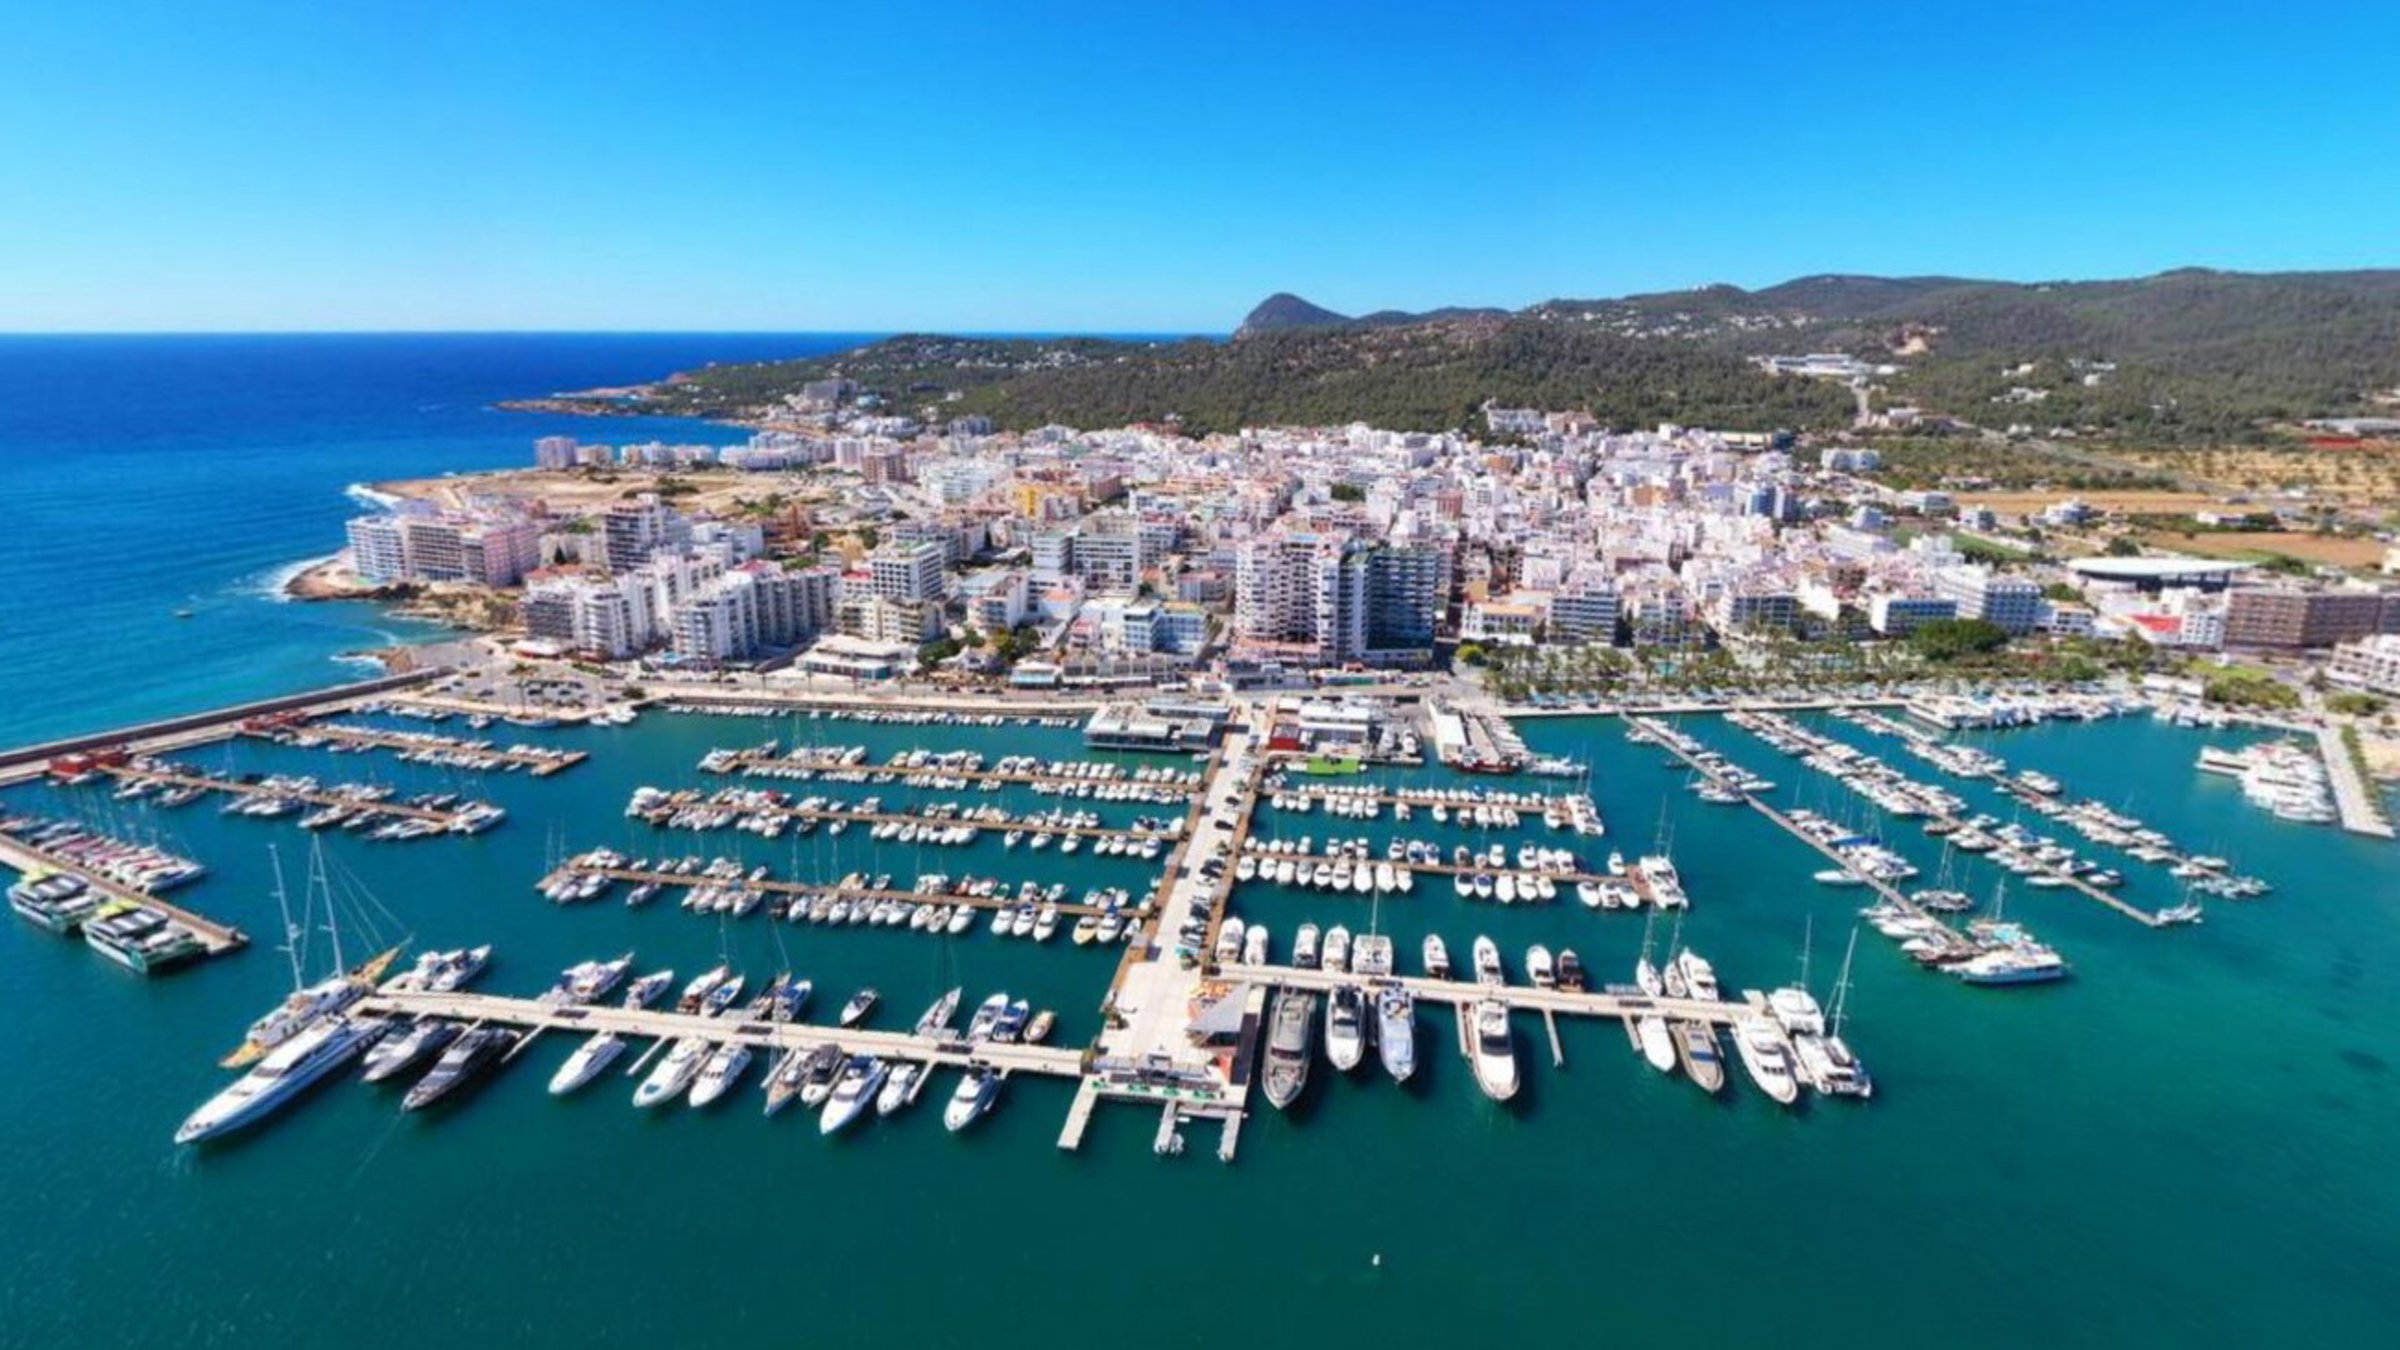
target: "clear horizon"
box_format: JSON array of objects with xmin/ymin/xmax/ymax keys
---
[{"xmin": 7, "ymin": 2, "xmax": 2399, "ymax": 331}]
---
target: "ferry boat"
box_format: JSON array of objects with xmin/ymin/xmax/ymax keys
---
[
  {"xmin": 1469, "ymin": 999, "xmax": 1520, "ymax": 1102},
  {"xmin": 1375, "ymin": 986, "xmax": 1416, "ymax": 1083},
  {"xmin": 80, "ymin": 900, "xmax": 206, "ymax": 974},
  {"xmin": 8, "ymin": 872, "xmax": 99, "ymax": 933},
  {"xmin": 1262, "ymin": 988, "xmax": 1316, "ymax": 1109},
  {"xmin": 943, "ymin": 1066, "xmax": 1001, "ymax": 1131},
  {"xmin": 402, "ymin": 1026, "xmax": 519, "ymax": 1111},
  {"xmin": 176, "ymin": 1016, "xmax": 386, "ymax": 1144}
]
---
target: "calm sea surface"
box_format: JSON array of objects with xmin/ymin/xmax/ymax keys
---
[{"xmin": 1, "ymin": 339, "xmax": 2397, "ymax": 1349}]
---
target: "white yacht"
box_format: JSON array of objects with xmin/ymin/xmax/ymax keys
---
[
  {"xmin": 1636, "ymin": 1014, "xmax": 1677, "ymax": 1074},
  {"xmin": 547, "ymin": 1031, "xmax": 626, "ymax": 1095},
  {"xmin": 1322, "ymin": 925, "xmax": 1353, "ymax": 974},
  {"xmin": 1673, "ymin": 949, "xmax": 1720, "ymax": 1002},
  {"xmin": 876, "ymin": 1061, "xmax": 927, "ymax": 1116},
  {"xmin": 687, "ymin": 1042, "xmax": 754, "ymax": 1108},
  {"xmin": 819, "ymin": 1056, "xmax": 889, "ymax": 1135},
  {"xmin": 633, "ymin": 1036, "xmax": 712, "ymax": 1108},
  {"xmin": 176, "ymin": 1016, "xmax": 384, "ymax": 1145},
  {"xmin": 1323, "ymin": 985, "xmax": 1367, "ymax": 1072},
  {"xmin": 944, "ymin": 1066, "xmax": 1001, "ymax": 1131},
  {"xmin": 1421, "ymin": 934, "xmax": 1451, "ymax": 980},
  {"xmin": 1732, "ymin": 1015, "xmax": 1801, "ymax": 1105},
  {"xmin": 1375, "ymin": 986, "xmax": 1416, "ymax": 1084},
  {"xmin": 1472, "ymin": 935, "xmax": 1503, "ymax": 986},
  {"xmin": 1469, "ymin": 999, "xmax": 1519, "ymax": 1102}
]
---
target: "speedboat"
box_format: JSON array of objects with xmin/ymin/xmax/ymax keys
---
[
  {"xmin": 838, "ymin": 988, "xmax": 879, "ymax": 1027},
  {"xmin": 1422, "ymin": 934, "xmax": 1451, "ymax": 979},
  {"xmin": 177, "ymin": 1017, "xmax": 385, "ymax": 1144},
  {"xmin": 1673, "ymin": 949, "xmax": 1720, "ymax": 1002},
  {"xmin": 676, "ymin": 964, "xmax": 731, "ymax": 1013},
  {"xmin": 402, "ymin": 1026, "xmax": 519, "ymax": 1111},
  {"xmin": 622, "ymin": 969, "xmax": 674, "ymax": 1009},
  {"xmin": 1674, "ymin": 1020, "xmax": 1726, "ymax": 1093},
  {"xmin": 944, "ymin": 1066, "xmax": 1001, "ymax": 1131},
  {"xmin": 1375, "ymin": 986, "xmax": 1416, "ymax": 1083},
  {"xmin": 1469, "ymin": 999, "xmax": 1519, "ymax": 1102},
  {"xmin": 547, "ymin": 1031, "xmax": 626, "ymax": 1095},
  {"xmin": 1526, "ymin": 944, "xmax": 1556, "ymax": 989},
  {"xmin": 1293, "ymin": 923, "xmax": 1321, "ymax": 970},
  {"xmin": 633, "ymin": 1036, "xmax": 712, "ymax": 1107},
  {"xmin": 819, "ymin": 1056, "xmax": 889, "ymax": 1135},
  {"xmin": 1324, "ymin": 985, "xmax": 1367, "ymax": 1072}
]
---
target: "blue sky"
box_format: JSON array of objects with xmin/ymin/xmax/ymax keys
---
[{"xmin": 4, "ymin": 1, "xmax": 2397, "ymax": 332}]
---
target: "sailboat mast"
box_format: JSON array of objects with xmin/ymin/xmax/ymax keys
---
[
  {"xmin": 1831, "ymin": 926, "xmax": 1860, "ymax": 1037},
  {"xmin": 1797, "ymin": 913, "xmax": 1814, "ymax": 991},
  {"xmin": 268, "ymin": 843, "xmax": 302, "ymax": 991},
  {"xmin": 311, "ymin": 837, "xmax": 345, "ymax": 974}
]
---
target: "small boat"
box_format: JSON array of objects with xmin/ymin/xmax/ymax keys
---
[
  {"xmin": 622, "ymin": 969, "xmax": 674, "ymax": 1009},
  {"xmin": 1673, "ymin": 1021, "xmax": 1726, "ymax": 1093},
  {"xmin": 944, "ymin": 1066, "xmax": 1001, "ymax": 1131},
  {"xmin": 1526, "ymin": 945, "xmax": 1556, "ymax": 989},
  {"xmin": 967, "ymin": 992, "xmax": 1010, "ymax": 1041},
  {"xmin": 1023, "ymin": 1009, "xmax": 1056, "ymax": 1044},
  {"xmin": 1556, "ymin": 949, "xmax": 1586, "ymax": 992},
  {"xmin": 1293, "ymin": 923, "xmax": 1322, "ymax": 970},
  {"xmin": 402, "ymin": 1026, "xmax": 519, "ymax": 1111},
  {"xmin": 838, "ymin": 989, "xmax": 879, "ymax": 1027},
  {"xmin": 1322, "ymin": 925, "xmax": 1353, "ymax": 974},
  {"xmin": 1422, "ymin": 934, "xmax": 1451, "ymax": 979},
  {"xmin": 676, "ymin": 964, "xmax": 731, "ymax": 1014}
]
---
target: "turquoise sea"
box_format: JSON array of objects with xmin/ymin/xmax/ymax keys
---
[
  {"xmin": 2, "ymin": 338, "xmax": 2397, "ymax": 1349},
  {"xmin": 4, "ymin": 706, "xmax": 2399, "ymax": 1350}
]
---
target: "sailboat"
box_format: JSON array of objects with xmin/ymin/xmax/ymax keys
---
[{"xmin": 221, "ymin": 842, "xmax": 402, "ymax": 1068}]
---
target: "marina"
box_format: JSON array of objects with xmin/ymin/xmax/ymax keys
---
[{"xmin": 240, "ymin": 714, "xmax": 590, "ymax": 776}]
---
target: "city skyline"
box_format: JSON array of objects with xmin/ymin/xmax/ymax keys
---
[{"xmin": 6, "ymin": 2, "xmax": 2400, "ymax": 332}]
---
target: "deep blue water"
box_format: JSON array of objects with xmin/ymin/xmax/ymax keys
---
[{"xmin": 0, "ymin": 334, "xmax": 871, "ymax": 744}]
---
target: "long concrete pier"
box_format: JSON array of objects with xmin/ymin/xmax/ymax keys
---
[
  {"xmin": 537, "ymin": 861, "xmax": 1134, "ymax": 921},
  {"xmin": 96, "ymin": 765, "xmax": 480, "ymax": 828},
  {"xmin": 357, "ymin": 988, "xmax": 1086, "ymax": 1078},
  {"xmin": 704, "ymin": 753, "xmax": 1201, "ymax": 798},
  {"xmin": 0, "ymin": 669, "xmax": 447, "ymax": 788},
  {"xmin": 253, "ymin": 720, "xmax": 588, "ymax": 776},
  {"xmin": 633, "ymin": 798, "xmax": 1182, "ymax": 845},
  {"xmin": 1225, "ymin": 960, "xmax": 1771, "ymax": 1024},
  {"xmin": 2315, "ymin": 725, "xmax": 2396, "ymax": 840}
]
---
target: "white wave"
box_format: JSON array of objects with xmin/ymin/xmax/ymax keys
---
[
  {"xmin": 241, "ymin": 551, "xmax": 342, "ymax": 602},
  {"xmin": 344, "ymin": 482, "xmax": 403, "ymax": 511}
]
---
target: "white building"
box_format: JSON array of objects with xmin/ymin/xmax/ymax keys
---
[{"xmin": 868, "ymin": 540, "xmax": 947, "ymax": 605}]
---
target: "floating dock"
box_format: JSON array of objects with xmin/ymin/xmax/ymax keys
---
[{"xmin": 0, "ymin": 826, "xmax": 246, "ymax": 956}]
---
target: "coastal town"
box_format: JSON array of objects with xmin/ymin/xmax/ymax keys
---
[{"xmin": 309, "ymin": 390, "xmax": 2400, "ymax": 790}]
